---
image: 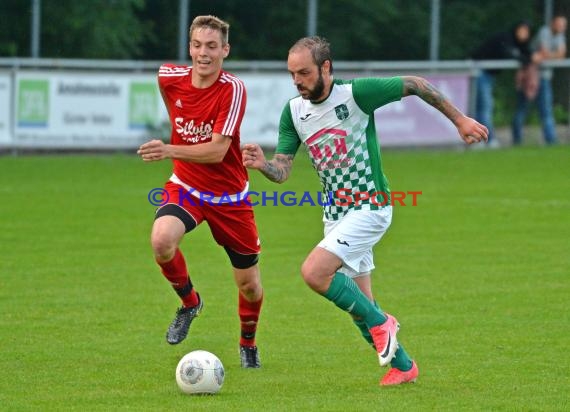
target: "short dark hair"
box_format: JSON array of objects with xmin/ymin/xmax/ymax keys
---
[{"xmin": 289, "ymin": 36, "xmax": 333, "ymax": 74}]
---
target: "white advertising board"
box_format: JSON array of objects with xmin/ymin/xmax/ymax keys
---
[
  {"xmin": 0, "ymin": 72, "xmax": 11, "ymax": 145},
  {"xmin": 14, "ymin": 71, "xmax": 168, "ymax": 148},
  {"xmin": 6, "ymin": 70, "xmax": 471, "ymax": 149},
  {"xmin": 239, "ymin": 72, "xmax": 470, "ymax": 148},
  {"xmin": 376, "ymin": 74, "xmax": 470, "ymax": 146},
  {"xmin": 239, "ymin": 73, "xmax": 297, "ymax": 146}
]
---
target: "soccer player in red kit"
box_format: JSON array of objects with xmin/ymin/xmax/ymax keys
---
[{"xmin": 137, "ymin": 15, "xmax": 263, "ymax": 368}]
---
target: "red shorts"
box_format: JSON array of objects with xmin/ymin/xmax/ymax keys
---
[{"xmin": 162, "ymin": 181, "xmax": 260, "ymax": 255}]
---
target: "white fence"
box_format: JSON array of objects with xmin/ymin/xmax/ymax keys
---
[{"xmin": 1, "ymin": 58, "xmax": 569, "ymax": 150}]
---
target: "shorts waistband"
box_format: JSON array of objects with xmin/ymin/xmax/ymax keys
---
[{"xmin": 169, "ymin": 173, "xmax": 250, "ymax": 204}]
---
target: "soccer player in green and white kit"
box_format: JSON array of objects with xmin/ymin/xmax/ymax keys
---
[{"xmin": 243, "ymin": 37, "xmax": 488, "ymax": 386}]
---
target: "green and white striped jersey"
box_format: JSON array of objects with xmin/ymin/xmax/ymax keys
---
[{"xmin": 276, "ymin": 77, "xmax": 403, "ymax": 220}]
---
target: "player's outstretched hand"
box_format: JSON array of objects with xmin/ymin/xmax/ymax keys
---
[
  {"xmin": 242, "ymin": 143, "xmax": 267, "ymax": 169},
  {"xmin": 137, "ymin": 139, "xmax": 171, "ymax": 162},
  {"xmin": 456, "ymin": 116, "xmax": 489, "ymax": 145}
]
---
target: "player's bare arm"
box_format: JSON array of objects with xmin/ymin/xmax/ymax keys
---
[
  {"xmin": 138, "ymin": 133, "xmax": 231, "ymax": 163},
  {"xmin": 260, "ymin": 154, "xmax": 294, "ymax": 183},
  {"xmin": 539, "ymin": 44, "xmax": 566, "ymax": 59},
  {"xmin": 158, "ymin": 86, "xmax": 171, "ymax": 116},
  {"xmin": 402, "ymin": 76, "xmax": 488, "ymax": 144},
  {"xmin": 242, "ymin": 143, "xmax": 294, "ymax": 183},
  {"xmin": 402, "ymin": 76, "xmax": 463, "ymax": 124}
]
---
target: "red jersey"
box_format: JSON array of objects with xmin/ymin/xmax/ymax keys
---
[{"xmin": 158, "ymin": 64, "xmax": 248, "ymax": 197}]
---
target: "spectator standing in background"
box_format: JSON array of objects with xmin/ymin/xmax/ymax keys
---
[
  {"xmin": 512, "ymin": 14, "xmax": 567, "ymax": 145},
  {"xmin": 472, "ymin": 21, "xmax": 533, "ymax": 148}
]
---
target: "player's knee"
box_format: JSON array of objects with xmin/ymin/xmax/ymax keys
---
[
  {"xmin": 150, "ymin": 226, "xmax": 178, "ymax": 262},
  {"xmin": 301, "ymin": 261, "xmax": 324, "ymax": 292},
  {"xmin": 300, "ymin": 260, "xmax": 312, "ymax": 280},
  {"xmin": 151, "ymin": 207, "xmax": 192, "ymax": 260},
  {"xmin": 150, "ymin": 233, "xmax": 177, "ymax": 261},
  {"xmin": 237, "ymin": 278, "xmax": 262, "ymax": 300}
]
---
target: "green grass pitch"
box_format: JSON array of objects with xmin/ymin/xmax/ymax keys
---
[{"xmin": 1, "ymin": 145, "xmax": 568, "ymax": 411}]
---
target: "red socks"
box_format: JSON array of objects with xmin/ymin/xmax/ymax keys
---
[
  {"xmin": 157, "ymin": 248, "xmax": 199, "ymax": 308},
  {"xmin": 239, "ymin": 292, "xmax": 263, "ymax": 347},
  {"xmin": 159, "ymin": 250, "xmax": 262, "ymax": 344}
]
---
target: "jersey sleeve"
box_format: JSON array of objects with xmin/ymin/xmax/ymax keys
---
[
  {"xmin": 157, "ymin": 64, "xmax": 176, "ymax": 114},
  {"xmin": 276, "ymin": 102, "xmax": 301, "ymax": 155},
  {"xmin": 352, "ymin": 77, "xmax": 404, "ymax": 115},
  {"xmin": 157, "ymin": 63, "xmax": 179, "ymax": 89},
  {"xmin": 213, "ymin": 78, "xmax": 247, "ymax": 138}
]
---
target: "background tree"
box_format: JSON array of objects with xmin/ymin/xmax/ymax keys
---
[
  {"xmin": 0, "ymin": 0, "xmax": 152, "ymax": 59},
  {"xmin": 0, "ymin": 0, "xmax": 31, "ymax": 56},
  {"xmin": 1, "ymin": 0, "xmax": 566, "ymax": 61}
]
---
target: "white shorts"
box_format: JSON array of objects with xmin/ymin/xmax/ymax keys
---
[{"xmin": 318, "ymin": 207, "xmax": 392, "ymax": 278}]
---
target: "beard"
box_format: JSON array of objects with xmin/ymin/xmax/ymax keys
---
[{"xmin": 298, "ymin": 71, "xmax": 326, "ymax": 101}]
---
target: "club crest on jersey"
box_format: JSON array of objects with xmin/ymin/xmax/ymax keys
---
[{"xmin": 334, "ymin": 104, "xmax": 349, "ymax": 120}]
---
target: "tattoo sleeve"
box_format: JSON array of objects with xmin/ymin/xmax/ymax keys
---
[
  {"xmin": 260, "ymin": 154, "xmax": 294, "ymax": 183},
  {"xmin": 402, "ymin": 76, "xmax": 463, "ymax": 126}
]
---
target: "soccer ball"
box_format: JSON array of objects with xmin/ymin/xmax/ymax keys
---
[{"xmin": 175, "ymin": 350, "xmax": 225, "ymax": 395}]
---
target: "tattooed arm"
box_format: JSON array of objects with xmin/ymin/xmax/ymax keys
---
[
  {"xmin": 260, "ymin": 154, "xmax": 294, "ymax": 183},
  {"xmin": 242, "ymin": 144, "xmax": 294, "ymax": 183},
  {"xmin": 402, "ymin": 76, "xmax": 463, "ymax": 125},
  {"xmin": 402, "ymin": 76, "xmax": 489, "ymax": 144}
]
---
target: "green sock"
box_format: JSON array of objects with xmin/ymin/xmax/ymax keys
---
[
  {"xmin": 352, "ymin": 299, "xmax": 413, "ymax": 371},
  {"xmin": 323, "ymin": 272, "xmax": 387, "ymax": 327},
  {"xmin": 390, "ymin": 344, "xmax": 413, "ymax": 371},
  {"xmin": 353, "ymin": 299, "xmax": 381, "ymax": 347},
  {"xmin": 353, "ymin": 318, "xmax": 374, "ymax": 347}
]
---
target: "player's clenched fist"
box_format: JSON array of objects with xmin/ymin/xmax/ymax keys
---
[
  {"xmin": 242, "ymin": 143, "xmax": 267, "ymax": 169},
  {"xmin": 455, "ymin": 115, "xmax": 489, "ymax": 145}
]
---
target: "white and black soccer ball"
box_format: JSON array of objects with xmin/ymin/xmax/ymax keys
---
[{"xmin": 175, "ymin": 350, "xmax": 225, "ymax": 395}]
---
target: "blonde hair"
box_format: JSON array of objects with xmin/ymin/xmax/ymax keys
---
[{"xmin": 189, "ymin": 15, "xmax": 229, "ymax": 45}]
